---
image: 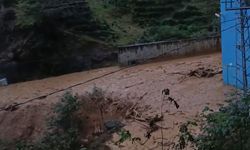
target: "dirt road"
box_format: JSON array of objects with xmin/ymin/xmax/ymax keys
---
[{"xmin": 0, "ymin": 52, "xmax": 233, "ymax": 149}]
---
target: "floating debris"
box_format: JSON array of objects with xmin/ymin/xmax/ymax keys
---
[{"xmin": 188, "ymin": 67, "xmax": 222, "ymax": 78}]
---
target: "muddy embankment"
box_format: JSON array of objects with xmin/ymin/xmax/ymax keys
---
[{"xmin": 0, "ymin": 87, "xmax": 133, "ymax": 149}]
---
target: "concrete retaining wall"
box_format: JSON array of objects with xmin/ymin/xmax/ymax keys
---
[{"xmin": 118, "ymin": 36, "xmax": 221, "ymax": 65}]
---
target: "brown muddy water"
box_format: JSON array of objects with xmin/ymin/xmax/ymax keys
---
[{"xmin": 0, "ymin": 52, "xmax": 234, "ymax": 149}]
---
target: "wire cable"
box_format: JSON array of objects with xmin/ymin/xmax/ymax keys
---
[{"xmin": 0, "ymin": 37, "xmax": 218, "ymax": 112}]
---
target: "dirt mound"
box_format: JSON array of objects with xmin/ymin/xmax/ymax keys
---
[
  {"xmin": 0, "ymin": 103, "xmax": 51, "ymax": 142},
  {"xmin": 76, "ymin": 88, "xmax": 133, "ymax": 141}
]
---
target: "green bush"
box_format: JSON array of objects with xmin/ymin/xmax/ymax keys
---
[
  {"xmin": 139, "ymin": 25, "xmax": 190, "ymax": 42},
  {"xmin": 196, "ymin": 98, "xmax": 250, "ymax": 150},
  {"xmin": 16, "ymin": 0, "xmax": 42, "ymax": 28},
  {"xmin": 14, "ymin": 92, "xmax": 82, "ymax": 150},
  {"xmin": 177, "ymin": 97, "xmax": 250, "ymax": 150}
]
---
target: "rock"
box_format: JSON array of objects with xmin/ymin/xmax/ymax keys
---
[
  {"xmin": 0, "ymin": 77, "xmax": 8, "ymax": 86},
  {"xmin": 104, "ymin": 120, "xmax": 124, "ymax": 132}
]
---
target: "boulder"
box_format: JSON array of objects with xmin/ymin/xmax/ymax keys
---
[{"xmin": 0, "ymin": 77, "xmax": 8, "ymax": 86}]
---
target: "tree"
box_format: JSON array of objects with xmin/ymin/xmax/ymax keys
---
[{"xmin": 16, "ymin": 0, "xmax": 42, "ymax": 28}]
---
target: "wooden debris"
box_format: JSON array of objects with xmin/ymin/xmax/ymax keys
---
[
  {"xmin": 4, "ymin": 103, "xmax": 19, "ymax": 111},
  {"xmin": 178, "ymin": 67, "xmax": 223, "ymax": 83},
  {"xmin": 187, "ymin": 67, "xmax": 222, "ymax": 78},
  {"xmin": 139, "ymin": 92, "xmax": 148, "ymax": 100},
  {"xmin": 143, "ymin": 114, "xmax": 164, "ymax": 140},
  {"xmin": 125, "ymin": 106, "xmax": 146, "ymax": 122}
]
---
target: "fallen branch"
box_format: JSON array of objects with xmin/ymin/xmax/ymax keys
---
[
  {"xmin": 139, "ymin": 92, "xmax": 148, "ymax": 100},
  {"xmin": 187, "ymin": 67, "xmax": 222, "ymax": 78},
  {"xmin": 178, "ymin": 67, "xmax": 223, "ymax": 83}
]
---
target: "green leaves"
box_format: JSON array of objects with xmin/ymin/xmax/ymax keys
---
[
  {"xmin": 16, "ymin": 0, "xmax": 42, "ymax": 28},
  {"xmin": 198, "ymin": 98, "xmax": 250, "ymax": 150},
  {"xmin": 117, "ymin": 130, "xmax": 132, "ymax": 144},
  {"xmin": 51, "ymin": 92, "xmax": 80, "ymax": 130},
  {"xmin": 177, "ymin": 97, "xmax": 250, "ymax": 150},
  {"xmin": 13, "ymin": 92, "xmax": 82, "ymax": 150}
]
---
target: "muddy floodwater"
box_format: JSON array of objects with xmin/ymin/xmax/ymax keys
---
[{"xmin": 0, "ymin": 52, "xmax": 233, "ymax": 149}]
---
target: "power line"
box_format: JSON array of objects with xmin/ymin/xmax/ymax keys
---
[
  {"xmin": 221, "ymin": 18, "xmax": 237, "ymax": 24},
  {"xmin": 0, "ymin": 66, "xmax": 131, "ymax": 112},
  {"xmin": 221, "ymin": 23, "xmax": 239, "ymax": 33},
  {"xmin": 0, "ymin": 36, "xmax": 217, "ymax": 112}
]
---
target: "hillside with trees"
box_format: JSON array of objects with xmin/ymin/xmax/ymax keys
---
[
  {"xmin": 0, "ymin": 0, "xmax": 219, "ymax": 82},
  {"xmin": 87, "ymin": 0, "xmax": 219, "ymax": 45}
]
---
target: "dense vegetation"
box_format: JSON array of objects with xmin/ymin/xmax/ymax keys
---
[
  {"xmin": 1, "ymin": 0, "xmax": 114, "ymax": 59},
  {"xmin": 0, "ymin": 0, "xmax": 219, "ymax": 47},
  {"xmin": 177, "ymin": 97, "xmax": 250, "ymax": 150},
  {"xmin": 0, "ymin": 0, "xmax": 116, "ymax": 82},
  {"xmin": 87, "ymin": 0, "xmax": 220, "ymax": 44},
  {"xmin": 0, "ymin": 0, "xmax": 219, "ymax": 82}
]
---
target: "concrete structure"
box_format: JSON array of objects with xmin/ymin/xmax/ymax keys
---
[
  {"xmin": 220, "ymin": 0, "xmax": 250, "ymax": 89},
  {"xmin": 220, "ymin": 1, "xmax": 237, "ymax": 87},
  {"xmin": 118, "ymin": 36, "xmax": 220, "ymax": 65}
]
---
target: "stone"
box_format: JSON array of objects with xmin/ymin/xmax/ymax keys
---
[
  {"xmin": 0, "ymin": 78, "xmax": 8, "ymax": 86},
  {"xmin": 104, "ymin": 120, "xmax": 124, "ymax": 132}
]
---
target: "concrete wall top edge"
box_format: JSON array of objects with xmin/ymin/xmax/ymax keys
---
[{"xmin": 118, "ymin": 35, "xmax": 220, "ymax": 49}]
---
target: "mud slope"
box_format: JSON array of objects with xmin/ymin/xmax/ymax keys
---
[{"xmin": 0, "ymin": 52, "xmax": 233, "ymax": 149}]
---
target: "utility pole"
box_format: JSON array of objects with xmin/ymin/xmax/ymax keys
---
[{"xmin": 240, "ymin": 7, "xmax": 248, "ymax": 96}]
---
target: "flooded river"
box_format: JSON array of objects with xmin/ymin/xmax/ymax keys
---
[{"xmin": 0, "ymin": 52, "xmax": 233, "ymax": 149}]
